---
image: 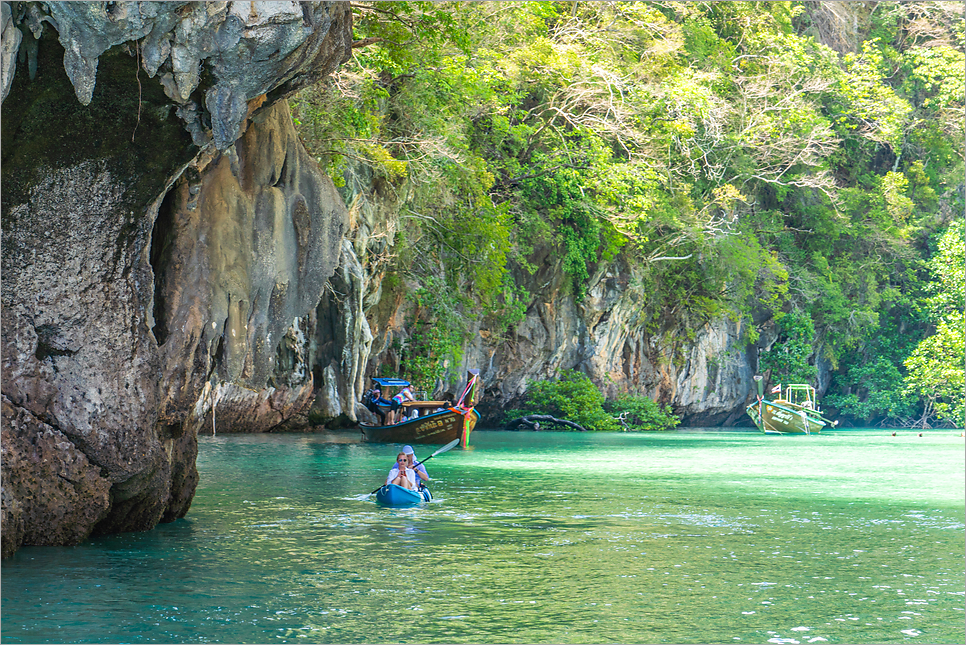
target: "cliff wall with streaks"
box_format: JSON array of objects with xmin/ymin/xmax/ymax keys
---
[{"xmin": 1, "ymin": 1, "xmax": 353, "ymax": 558}]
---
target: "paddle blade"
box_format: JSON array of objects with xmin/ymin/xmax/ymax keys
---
[
  {"xmin": 431, "ymin": 438, "xmax": 460, "ymax": 457},
  {"xmin": 412, "ymin": 439, "xmax": 461, "ymax": 469}
]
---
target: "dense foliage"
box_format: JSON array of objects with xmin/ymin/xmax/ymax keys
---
[
  {"xmin": 504, "ymin": 370, "xmax": 620, "ymax": 431},
  {"xmin": 902, "ymin": 220, "xmax": 965, "ymax": 426},
  {"xmin": 294, "ymin": 2, "xmax": 965, "ymax": 427},
  {"xmin": 605, "ymin": 395, "xmax": 681, "ymax": 432},
  {"xmin": 504, "ymin": 370, "xmax": 680, "ymax": 431},
  {"xmin": 758, "ymin": 309, "xmax": 819, "ymax": 385}
]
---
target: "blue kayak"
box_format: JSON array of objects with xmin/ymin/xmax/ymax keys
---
[{"xmin": 375, "ymin": 484, "xmax": 432, "ymax": 506}]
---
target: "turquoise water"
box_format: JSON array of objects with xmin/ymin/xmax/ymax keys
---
[{"xmin": 2, "ymin": 429, "xmax": 963, "ymax": 644}]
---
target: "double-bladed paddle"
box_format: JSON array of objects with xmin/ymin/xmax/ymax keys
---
[{"xmin": 367, "ymin": 438, "xmax": 460, "ymax": 496}]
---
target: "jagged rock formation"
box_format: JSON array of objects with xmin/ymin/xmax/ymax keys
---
[
  {"xmin": 153, "ymin": 99, "xmax": 348, "ymax": 437},
  {"xmin": 2, "ymin": 2, "xmax": 351, "ymax": 147},
  {"xmin": 1, "ymin": 1, "xmax": 353, "ymax": 558},
  {"xmin": 469, "ymin": 255, "xmax": 783, "ymax": 426},
  {"xmin": 310, "ymin": 166, "xmax": 409, "ymax": 424}
]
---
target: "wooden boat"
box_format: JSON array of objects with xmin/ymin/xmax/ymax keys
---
[
  {"xmin": 361, "ymin": 406, "xmax": 481, "ymax": 446},
  {"xmin": 375, "ymin": 484, "xmax": 432, "ymax": 506},
  {"xmin": 360, "ymin": 370, "xmax": 482, "ymax": 447},
  {"xmin": 746, "ymin": 378, "xmax": 836, "ymax": 435}
]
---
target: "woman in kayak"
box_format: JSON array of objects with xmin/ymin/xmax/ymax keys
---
[
  {"xmin": 402, "ymin": 445, "xmax": 431, "ymax": 490},
  {"xmin": 387, "ymin": 452, "xmax": 417, "ymax": 490}
]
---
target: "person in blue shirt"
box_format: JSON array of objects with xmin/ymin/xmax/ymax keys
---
[
  {"xmin": 364, "ymin": 387, "xmax": 391, "ymax": 425},
  {"xmin": 402, "ymin": 445, "xmax": 430, "ymax": 490}
]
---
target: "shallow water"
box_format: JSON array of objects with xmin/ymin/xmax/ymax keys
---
[{"xmin": 2, "ymin": 429, "xmax": 964, "ymax": 644}]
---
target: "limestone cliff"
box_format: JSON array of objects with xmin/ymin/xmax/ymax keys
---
[
  {"xmin": 1, "ymin": 1, "xmax": 352, "ymax": 558},
  {"xmin": 461, "ymin": 255, "xmax": 785, "ymax": 427},
  {"xmin": 306, "ymin": 163, "xmax": 807, "ymax": 430}
]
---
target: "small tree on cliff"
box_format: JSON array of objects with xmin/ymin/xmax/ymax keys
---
[{"xmin": 759, "ymin": 309, "xmax": 818, "ymax": 385}]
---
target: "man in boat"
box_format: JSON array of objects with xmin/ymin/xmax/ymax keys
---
[
  {"xmin": 387, "ymin": 452, "xmax": 417, "ymax": 490},
  {"xmin": 364, "ymin": 387, "xmax": 391, "ymax": 425},
  {"xmin": 387, "ymin": 385, "xmax": 415, "ymax": 424},
  {"xmin": 403, "ymin": 445, "xmax": 431, "ymax": 491}
]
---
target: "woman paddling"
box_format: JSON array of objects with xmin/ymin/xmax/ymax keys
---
[{"xmin": 402, "ymin": 445, "xmax": 431, "ymax": 490}]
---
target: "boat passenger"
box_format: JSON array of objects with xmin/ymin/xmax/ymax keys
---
[
  {"xmin": 387, "ymin": 452, "xmax": 417, "ymax": 490},
  {"xmin": 434, "ymin": 394, "xmax": 455, "ymax": 413},
  {"xmin": 365, "ymin": 387, "xmax": 391, "ymax": 425},
  {"xmin": 387, "ymin": 385, "xmax": 415, "ymax": 424},
  {"xmin": 402, "ymin": 445, "xmax": 430, "ymax": 489}
]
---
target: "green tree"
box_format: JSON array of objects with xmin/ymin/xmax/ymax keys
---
[
  {"xmin": 506, "ymin": 370, "xmax": 619, "ymax": 431},
  {"xmin": 759, "ymin": 309, "xmax": 818, "ymax": 384},
  {"xmin": 605, "ymin": 395, "xmax": 680, "ymax": 432},
  {"xmin": 825, "ymin": 356, "xmax": 916, "ymax": 424},
  {"xmin": 903, "ymin": 314, "xmax": 965, "ymax": 428},
  {"xmin": 903, "ymin": 221, "xmax": 966, "ymax": 427},
  {"xmin": 399, "ymin": 277, "xmax": 471, "ymax": 392}
]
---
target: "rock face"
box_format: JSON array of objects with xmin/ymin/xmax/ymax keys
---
[
  {"xmin": 2, "ymin": 2, "xmax": 352, "ymax": 148},
  {"xmin": 310, "ymin": 167, "xmax": 408, "ymax": 423},
  {"xmin": 307, "ymin": 164, "xmax": 785, "ymax": 430},
  {"xmin": 1, "ymin": 1, "xmax": 353, "ymax": 558},
  {"xmin": 153, "ymin": 100, "xmax": 348, "ymax": 436},
  {"xmin": 1, "ymin": 396, "xmax": 113, "ymax": 556},
  {"xmin": 464, "ymin": 254, "xmax": 776, "ymax": 426}
]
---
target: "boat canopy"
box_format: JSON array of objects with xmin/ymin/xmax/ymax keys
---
[
  {"xmin": 371, "ymin": 377, "xmax": 411, "ymax": 388},
  {"xmin": 780, "ymin": 384, "xmax": 817, "ymax": 408}
]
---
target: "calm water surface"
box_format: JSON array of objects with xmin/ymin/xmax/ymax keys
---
[{"xmin": 2, "ymin": 429, "xmax": 964, "ymax": 644}]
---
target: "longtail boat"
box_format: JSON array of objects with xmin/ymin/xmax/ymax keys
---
[
  {"xmin": 746, "ymin": 376, "xmax": 837, "ymax": 435},
  {"xmin": 360, "ymin": 370, "xmax": 482, "ymax": 447}
]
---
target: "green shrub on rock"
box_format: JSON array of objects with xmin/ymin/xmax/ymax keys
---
[
  {"xmin": 605, "ymin": 395, "xmax": 680, "ymax": 432},
  {"xmin": 506, "ymin": 371, "xmax": 680, "ymax": 432},
  {"xmin": 506, "ymin": 370, "xmax": 619, "ymax": 431}
]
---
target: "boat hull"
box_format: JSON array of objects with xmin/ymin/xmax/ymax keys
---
[
  {"xmin": 747, "ymin": 399, "xmax": 826, "ymax": 434},
  {"xmin": 375, "ymin": 484, "xmax": 432, "ymax": 506},
  {"xmin": 360, "ymin": 407, "xmax": 479, "ymax": 446}
]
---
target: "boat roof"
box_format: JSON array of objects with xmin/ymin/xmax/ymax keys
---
[{"xmin": 371, "ymin": 377, "xmax": 411, "ymax": 388}]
